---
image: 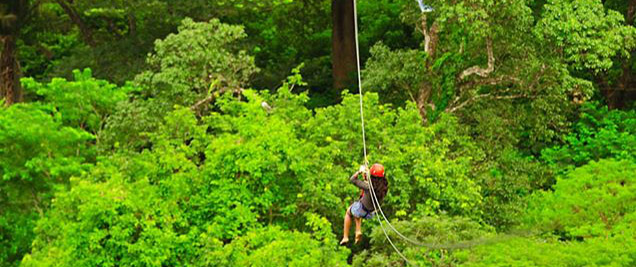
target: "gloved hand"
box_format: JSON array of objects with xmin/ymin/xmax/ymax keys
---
[{"xmin": 359, "ymin": 165, "xmax": 367, "ymax": 173}]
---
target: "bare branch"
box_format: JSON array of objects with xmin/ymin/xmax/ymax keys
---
[
  {"xmin": 190, "ymin": 95, "xmax": 215, "ymax": 111},
  {"xmin": 190, "ymin": 87, "xmax": 243, "ymax": 114},
  {"xmin": 460, "ymin": 37, "xmax": 494, "ymax": 80},
  {"xmin": 447, "ymin": 93, "xmax": 491, "ymax": 113},
  {"xmin": 407, "ymin": 89, "xmax": 418, "ymax": 104},
  {"xmin": 447, "ymin": 91, "xmax": 532, "ymax": 113},
  {"xmin": 421, "ymin": 14, "xmax": 439, "ymax": 58},
  {"xmin": 31, "ymin": 189, "xmax": 43, "ymax": 216},
  {"xmin": 491, "ymin": 94, "xmax": 531, "ymax": 100},
  {"xmin": 458, "ymin": 75, "xmax": 520, "ymax": 91}
]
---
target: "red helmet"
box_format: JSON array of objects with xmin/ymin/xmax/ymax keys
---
[{"xmin": 369, "ymin": 163, "xmax": 385, "ymax": 178}]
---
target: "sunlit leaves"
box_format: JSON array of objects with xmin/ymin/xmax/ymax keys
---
[
  {"xmin": 526, "ymin": 159, "xmax": 636, "ymax": 239},
  {"xmin": 136, "ymin": 18, "xmax": 258, "ymax": 103},
  {"xmin": 541, "ymin": 103, "xmax": 636, "ymax": 173},
  {"xmin": 536, "ymin": 0, "xmax": 636, "ymax": 71},
  {"xmin": 21, "ymin": 68, "xmax": 134, "ymax": 134},
  {"xmin": 0, "ymin": 103, "xmax": 94, "ymax": 266}
]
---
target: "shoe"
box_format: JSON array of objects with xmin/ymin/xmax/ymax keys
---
[{"xmin": 339, "ymin": 238, "xmax": 349, "ymax": 246}]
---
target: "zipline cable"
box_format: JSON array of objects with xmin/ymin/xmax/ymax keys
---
[
  {"xmin": 354, "ymin": 0, "xmax": 367, "ymax": 167},
  {"xmin": 353, "ymin": 0, "xmax": 415, "ymax": 265}
]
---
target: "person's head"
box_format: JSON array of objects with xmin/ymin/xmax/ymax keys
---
[{"xmin": 369, "ymin": 163, "xmax": 388, "ymax": 201}]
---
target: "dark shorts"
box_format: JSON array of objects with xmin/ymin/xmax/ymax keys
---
[{"xmin": 350, "ymin": 201, "xmax": 375, "ymax": 219}]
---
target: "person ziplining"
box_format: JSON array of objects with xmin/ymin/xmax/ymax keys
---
[
  {"xmin": 339, "ymin": 0, "xmax": 438, "ymax": 264},
  {"xmin": 339, "ymin": 163, "xmax": 389, "ymax": 245}
]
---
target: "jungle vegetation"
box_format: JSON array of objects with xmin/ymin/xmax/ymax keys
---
[{"xmin": 1, "ymin": 0, "xmax": 635, "ymax": 266}]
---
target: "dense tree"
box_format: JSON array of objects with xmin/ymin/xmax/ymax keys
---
[
  {"xmin": 0, "ymin": 70, "xmax": 130, "ymax": 266},
  {"xmin": 0, "ymin": 103, "xmax": 93, "ymax": 265},
  {"xmin": 100, "ymin": 18, "xmax": 258, "ymax": 152}
]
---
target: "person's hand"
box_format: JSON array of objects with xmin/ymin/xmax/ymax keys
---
[{"xmin": 358, "ymin": 165, "xmax": 367, "ymax": 173}]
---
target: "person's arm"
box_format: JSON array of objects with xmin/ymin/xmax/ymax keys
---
[{"xmin": 349, "ymin": 171, "xmax": 370, "ymax": 190}]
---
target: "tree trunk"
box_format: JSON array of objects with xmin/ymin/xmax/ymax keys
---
[
  {"xmin": 331, "ymin": 0, "xmax": 357, "ymax": 90},
  {"xmin": 605, "ymin": 0, "xmax": 636, "ymax": 109},
  {"xmin": 0, "ymin": 35, "xmax": 21, "ymax": 105},
  {"xmin": 416, "ymin": 82, "xmax": 433, "ymax": 122},
  {"xmin": 128, "ymin": 13, "xmax": 137, "ymax": 38},
  {"xmin": 416, "ymin": 14, "xmax": 440, "ymax": 122}
]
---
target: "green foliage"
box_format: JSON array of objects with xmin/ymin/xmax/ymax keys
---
[
  {"xmin": 0, "ymin": 103, "xmax": 94, "ymax": 266},
  {"xmin": 22, "ymin": 84, "xmax": 344, "ymax": 265},
  {"xmin": 237, "ymin": 0, "xmax": 331, "ymax": 90},
  {"xmin": 135, "ymin": 18, "xmax": 258, "ymax": 103},
  {"xmin": 202, "ymin": 222, "xmax": 348, "ymax": 266},
  {"xmin": 0, "ymin": 104, "xmax": 93, "ymax": 182},
  {"xmin": 363, "ymin": 0, "xmax": 590, "ymax": 231},
  {"xmin": 6, "ymin": 1, "xmax": 636, "ymax": 265},
  {"xmin": 542, "ymin": 103, "xmax": 636, "ymax": 173},
  {"xmin": 477, "ymin": 149, "xmax": 550, "ymax": 230},
  {"xmin": 453, "ymin": 235, "xmax": 636, "ymax": 266},
  {"xmin": 357, "ymin": 0, "xmax": 419, "ymax": 67},
  {"xmin": 39, "ymin": 0, "xmax": 181, "ymax": 84},
  {"xmin": 23, "ymin": 75, "xmax": 490, "ymax": 264},
  {"xmin": 17, "ymin": 30, "xmax": 83, "ymax": 80},
  {"xmin": 455, "ymin": 158, "xmax": 636, "ymax": 266},
  {"xmin": 364, "ymin": 0, "xmax": 589, "ymax": 148},
  {"xmin": 21, "ymin": 68, "xmax": 135, "ymax": 134},
  {"xmin": 353, "ymin": 216, "xmax": 494, "ymax": 266},
  {"xmin": 0, "ymin": 209, "xmax": 37, "ymax": 267},
  {"xmin": 363, "ymin": 43, "xmax": 428, "ymax": 106},
  {"xmin": 23, "ymin": 175, "xmax": 200, "ymax": 266},
  {"xmin": 526, "ymin": 159, "xmax": 636, "ymax": 240},
  {"xmin": 24, "ymin": 107, "xmax": 233, "ymax": 266},
  {"xmin": 203, "ymin": 90, "xmax": 314, "ymax": 227},
  {"xmin": 101, "ymin": 18, "xmax": 258, "ymax": 151},
  {"xmin": 536, "ymin": 0, "xmax": 636, "ymax": 71}
]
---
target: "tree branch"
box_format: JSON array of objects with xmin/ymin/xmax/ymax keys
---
[
  {"xmin": 55, "ymin": 0, "xmax": 96, "ymax": 47},
  {"xmin": 190, "ymin": 87, "xmax": 243, "ymax": 114},
  {"xmin": 458, "ymin": 75, "xmax": 520, "ymax": 91},
  {"xmin": 421, "ymin": 14, "xmax": 439, "ymax": 58},
  {"xmin": 127, "ymin": 13, "xmax": 137, "ymax": 37},
  {"xmin": 31, "ymin": 188, "xmax": 43, "ymax": 216},
  {"xmin": 447, "ymin": 93, "xmax": 491, "ymax": 113},
  {"xmin": 447, "ymin": 91, "xmax": 532, "ymax": 113},
  {"xmin": 190, "ymin": 94, "xmax": 217, "ymax": 114},
  {"xmin": 459, "ymin": 37, "xmax": 494, "ymax": 80}
]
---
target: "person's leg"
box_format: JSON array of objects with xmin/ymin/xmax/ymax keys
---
[
  {"xmin": 354, "ymin": 217, "xmax": 363, "ymax": 244},
  {"xmin": 340, "ymin": 206, "xmax": 353, "ymax": 245}
]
